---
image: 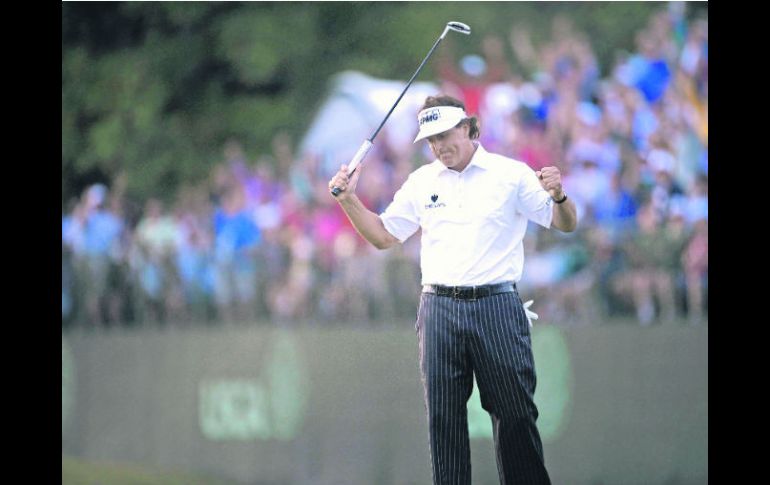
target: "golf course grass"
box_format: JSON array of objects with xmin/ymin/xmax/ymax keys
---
[{"xmin": 62, "ymin": 455, "xmax": 240, "ymax": 485}]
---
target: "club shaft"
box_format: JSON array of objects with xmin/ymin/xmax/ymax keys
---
[
  {"xmin": 331, "ymin": 23, "xmax": 463, "ymax": 197},
  {"xmin": 369, "ymin": 33, "xmax": 446, "ymax": 142}
]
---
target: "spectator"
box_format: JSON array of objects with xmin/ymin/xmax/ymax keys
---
[
  {"xmin": 212, "ymin": 184, "xmax": 261, "ymax": 323},
  {"xmin": 682, "ymin": 217, "xmax": 708, "ymax": 325},
  {"xmin": 562, "ymin": 158, "xmax": 612, "ymax": 225},
  {"xmin": 104, "ymin": 187, "xmax": 133, "ymax": 325},
  {"xmin": 62, "ymin": 198, "xmax": 84, "ymax": 326},
  {"xmin": 78, "ymin": 184, "xmax": 125, "ymax": 327},
  {"xmin": 645, "ymin": 139, "xmax": 687, "ymax": 222},
  {"xmin": 174, "ymin": 186, "xmax": 216, "ymax": 324},
  {"xmin": 683, "ymin": 173, "xmax": 708, "ymax": 226},
  {"xmin": 131, "ymin": 198, "xmax": 181, "ymax": 326},
  {"xmin": 438, "ymin": 34, "xmax": 510, "ymax": 116},
  {"xmin": 267, "ymin": 225, "xmax": 315, "ymax": 324},
  {"xmin": 592, "ymin": 171, "xmax": 639, "ymax": 238},
  {"xmin": 615, "ymin": 203, "xmax": 689, "ymax": 324},
  {"xmin": 583, "ymin": 225, "xmax": 627, "ymax": 320},
  {"xmin": 621, "ymin": 30, "xmax": 672, "ymax": 105}
]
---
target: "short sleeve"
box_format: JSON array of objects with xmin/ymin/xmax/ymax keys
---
[
  {"xmin": 379, "ymin": 173, "xmax": 421, "ymax": 243},
  {"xmin": 516, "ymin": 165, "xmax": 554, "ymax": 229}
]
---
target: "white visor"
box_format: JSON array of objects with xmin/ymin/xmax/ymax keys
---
[{"xmin": 413, "ymin": 106, "xmax": 467, "ymax": 143}]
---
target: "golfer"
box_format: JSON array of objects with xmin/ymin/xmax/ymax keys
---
[{"xmin": 329, "ymin": 94, "xmax": 577, "ymax": 484}]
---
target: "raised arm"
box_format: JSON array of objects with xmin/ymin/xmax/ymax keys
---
[
  {"xmin": 536, "ymin": 166, "xmax": 577, "ymax": 233},
  {"xmin": 329, "ymin": 164, "xmax": 400, "ymax": 250}
]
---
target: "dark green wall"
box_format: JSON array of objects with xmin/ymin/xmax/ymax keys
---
[{"xmin": 62, "ymin": 324, "xmax": 707, "ymax": 484}]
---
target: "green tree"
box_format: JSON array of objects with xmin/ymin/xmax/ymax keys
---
[{"xmin": 62, "ymin": 1, "xmax": 705, "ymax": 205}]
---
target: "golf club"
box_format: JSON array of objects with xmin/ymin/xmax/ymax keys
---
[{"xmin": 330, "ymin": 21, "xmax": 471, "ymax": 197}]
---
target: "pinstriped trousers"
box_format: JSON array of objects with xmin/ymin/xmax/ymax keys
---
[{"xmin": 415, "ymin": 288, "xmax": 551, "ymax": 485}]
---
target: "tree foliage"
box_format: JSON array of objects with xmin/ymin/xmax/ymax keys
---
[{"xmin": 62, "ymin": 1, "xmax": 706, "ymax": 204}]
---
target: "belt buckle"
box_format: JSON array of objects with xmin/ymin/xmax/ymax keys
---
[
  {"xmin": 468, "ymin": 286, "xmax": 478, "ymax": 301},
  {"xmin": 452, "ymin": 286, "xmax": 460, "ymax": 299}
]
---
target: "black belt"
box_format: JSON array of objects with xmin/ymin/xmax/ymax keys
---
[{"xmin": 422, "ymin": 282, "xmax": 516, "ymax": 300}]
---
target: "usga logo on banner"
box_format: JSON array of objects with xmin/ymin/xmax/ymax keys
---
[{"xmin": 198, "ymin": 332, "xmax": 309, "ymax": 441}]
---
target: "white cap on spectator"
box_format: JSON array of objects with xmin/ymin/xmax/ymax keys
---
[{"xmin": 414, "ymin": 106, "xmax": 468, "ymax": 143}]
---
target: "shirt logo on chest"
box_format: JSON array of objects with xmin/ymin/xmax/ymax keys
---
[{"xmin": 425, "ymin": 193, "xmax": 446, "ymax": 209}]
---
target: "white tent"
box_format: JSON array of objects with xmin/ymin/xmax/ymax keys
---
[{"xmin": 299, "ymin": 71, "xmax": 439, "ymax": 177}]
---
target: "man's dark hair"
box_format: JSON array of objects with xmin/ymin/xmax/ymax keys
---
[{"xmin": 420, "ymin": 95, "xmax": 480, "ymax": 139}]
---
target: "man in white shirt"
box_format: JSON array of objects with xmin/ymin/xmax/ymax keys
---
[{"xmin": 329, "ymin": 95, "xmax": 576, "ymax": 485}]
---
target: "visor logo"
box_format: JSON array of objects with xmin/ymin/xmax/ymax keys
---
[{"xmin": 419, "ymin": 109, "xmax": 441, "ymax": 126}]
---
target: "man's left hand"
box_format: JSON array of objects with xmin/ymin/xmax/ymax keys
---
[{"xmin": 536, "ymin": 166, "xmax": 565, "ymax": 201}]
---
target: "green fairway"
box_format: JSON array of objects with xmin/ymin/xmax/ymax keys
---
[{"xmin": 62, "ymin": 455, "xmax": 240, "ymax": 485}]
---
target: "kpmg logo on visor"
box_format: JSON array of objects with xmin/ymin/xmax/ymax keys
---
[
  {"xmin": 414, "ymin": 106, "xmax": 468, "ymax": 143},
  {"xmin": 419, "ymin": 108, "xmax": 441, "ymax": 126}
]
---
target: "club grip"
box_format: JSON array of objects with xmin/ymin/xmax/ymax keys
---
[{"xmin": 330, "ymin": 140, "xmax": 373, "ymax": 197}]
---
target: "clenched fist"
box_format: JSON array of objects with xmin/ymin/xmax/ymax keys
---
[{"xmin": 536, "ymin": 166, "xmax": 565, "ymax": 201}]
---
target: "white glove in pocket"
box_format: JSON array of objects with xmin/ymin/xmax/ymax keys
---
[{"xmin": 523, "ymin": 300, "xmax": 538, "ymax": 327}]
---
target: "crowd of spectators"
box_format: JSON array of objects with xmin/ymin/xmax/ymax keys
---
[{"xmin": 62, "ymin": 6, "xmax": 707, "ymax": 329}]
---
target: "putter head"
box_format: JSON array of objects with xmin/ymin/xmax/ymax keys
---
[{"xmin": 447, "ymin": 21, "xmax": 471, "ymax": 35}]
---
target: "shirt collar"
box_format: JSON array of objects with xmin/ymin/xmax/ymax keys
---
[{"xmin": 467, "ymin": 143, "xmax": 491, "ymax": 171}]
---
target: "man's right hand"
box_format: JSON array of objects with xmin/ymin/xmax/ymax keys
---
[
  {"xmin": 329, "ymin": 164, "xmax": 362, "ymax": 201},
  {"xmin": 326, "ymin": 163, "xmax": 398, "ymax": 250}
]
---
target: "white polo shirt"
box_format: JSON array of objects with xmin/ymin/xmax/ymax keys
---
[{"xmin": 380, "ymin": 143, "xmax": 554, "ymax": 286}]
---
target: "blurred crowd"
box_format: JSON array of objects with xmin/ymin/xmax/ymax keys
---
[{"xmin": 62, "ymin": 6, "xmax": 707, "ymax": 329}]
